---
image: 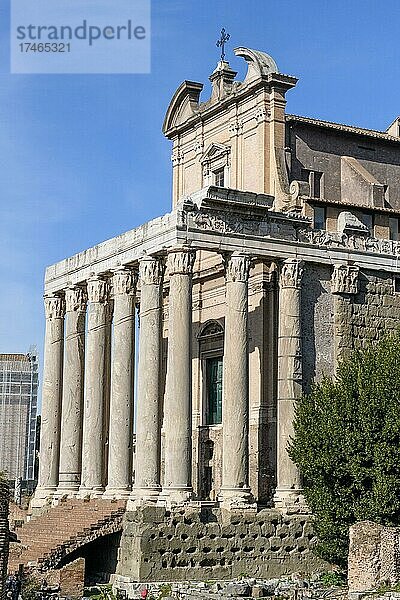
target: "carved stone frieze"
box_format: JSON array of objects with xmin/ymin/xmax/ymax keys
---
[
  {"xmin": 139, "ymin": 257, "xmax": 163, "ymax": 286},
  {"xmin": 229, "ymin": 118, "xmax": 243, "ymax": 136},
  {"xmin": 297, "ymin": 228, "xmax": 400, "ymax": 256},
  {"xmin": 191, "ymin": 210, "xmax": 293, "ymax": 238},
  {"xmin": 167, "ymin": 248, "xmax": 196, "ymax": 276},
  {"xmin": 280, "ymin": 259, "xmax": 304, "ymax": 289},
  {"xmin": 44, "ymin": 295, "xmax": 65, "ymax": 320},
  {"xmin": 225, "ymin": 253, "xmax": 251, "ymax": 283},
  {"xmin": 331, "ymin": 264, "xmax": 359, "ymax": 295},
  {"xmin": 65, "ymin": 286, "xmax": 87, "ymax": 313},
  {"xmin": 112, "ymin": 268, "xmax": 137, "ymax": 296},
  {"xmin": 171, "ymin": 149, "xmax": 184, "ymax": 166},
  {"xmin": 87, "ymin": 277, "xmax": 109, "ymax": 304}
]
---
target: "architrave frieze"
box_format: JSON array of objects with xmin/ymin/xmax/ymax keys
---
[{"xmin": 44, "ymin": 186, "xmax": 400, "ymax": 294}]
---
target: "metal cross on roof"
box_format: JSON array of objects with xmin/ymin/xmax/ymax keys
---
[{"xmin": 216, "ymin": 28, "xmax": 230, "ymax": 61}]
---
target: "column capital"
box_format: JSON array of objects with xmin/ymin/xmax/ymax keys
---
[
  {"xmin": 167, "ymin": 247, "xmax": 196, "ymax": 276},
  {"xmin": 111, "ymin": 268, "xmax": 137, "ymax": 296},
  {"xmin": 65, "ymin": 286, "xmax": 87, "ymax": 313},
  {"xmin": 225, "ymin": 252, "xmax": 252, "ymax": 283},
  {"xmin": 139, "ymin": 256, "xmax": 164, "ymax": 286},
  {"xmin": 332, "ymin": 264, "xmax": 359, "ymax": 295},
  {"xmin": 87, "ymin": 276, "xmax": 109, "ymax": 304},
  {"xmin": 280, "ymin": 258, "xmax": 304, "ymax": 289},
  {"xmin": 44, "ymin": 295, "xmax": 65, "ymax": 320}
]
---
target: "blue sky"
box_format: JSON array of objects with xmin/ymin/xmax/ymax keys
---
[{"xmin": 1, "ymin": 0, "xmax": 400, "ymax": 374}]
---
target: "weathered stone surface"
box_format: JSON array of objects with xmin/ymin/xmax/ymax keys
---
[{"xmin": 116, "ymin": 507, "xmax": 327, "ymax": 582}]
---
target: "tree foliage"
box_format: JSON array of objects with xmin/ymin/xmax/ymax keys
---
[{"xmin": 289, "ymin": 331, "xmax": 400, "ymax": 568}]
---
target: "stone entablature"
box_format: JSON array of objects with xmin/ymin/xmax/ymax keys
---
[{"xmin": 44, "ymin": 186, "xmax": 400, "ymax": 295}]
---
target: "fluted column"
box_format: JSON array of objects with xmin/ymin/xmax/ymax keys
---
[
  {"xmin": 79, "ymin": 277, "xmax": 110, "ymax": 496},
  {"xmin": 57, "ymin": 286, "xmax": 87, "ymax": 495},
  {"xmin": 132, "ymin": 256, "xmax": 163, "ymax": 503},
  {"xmin": 274, "ymin": 258, "xmax": 305, "ymax": 509},
  {"xmin": 34, "ymin": 295, "xmax": 65, "ymax": 503},
  {"xmin": 162, "ymin": 247, "xmax": 196, "ymax": 505},
  {"xmin": 104, "ymin": 268, "xmax": 136, "ymax": 498},
  {"xmin": 219, "ymin": 252, "xmax": 253, "ymax": 508}
]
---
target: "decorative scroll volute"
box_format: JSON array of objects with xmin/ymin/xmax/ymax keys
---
[
  {"xmin": 65, "ymin": 286, "xmax": 87, "ymax": 312},
  {"xmin": 44, "ymin": 295, "xmax": 65, "ymax": 320},
  {"xmin": 139, "ymin": 257, "xmax": 163, "ymax": 286},
  {"xmin": 112, "ymin": 268, "xmax": 137, "ymax": 296},
  {"xmin": 225, "ymin": 253, "xmax": 251, "ymax": 283},
  {"xmin": 332, "ymin": 264, "xmax": 359, "ymax": 295},
  {"xmin": 87, "ymin": 277, "xmax": 109, "ymax": 304},
  {"xmin": 167, "ymin": 248, "xmax": 196, "ymax": 276},
  {"xmin": 280, "ymin": 259, "xmax": 304, "ymax": 289}
]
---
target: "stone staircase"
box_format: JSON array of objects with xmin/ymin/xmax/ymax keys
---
[{"xmin": 8, "ymin": 498, "xmax": 126, "ymax": 573}]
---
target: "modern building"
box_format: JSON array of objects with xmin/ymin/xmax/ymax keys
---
[
  {"xmin": 29, "ymin": 47, "xmax": 400, "ymax": 581},
  {"xmin": 0, "ymin": 349, "xmax": 38, "ymax": 493}
]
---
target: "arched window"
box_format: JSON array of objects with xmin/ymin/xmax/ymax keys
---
[{"xmin": 198, "ymin": 321, "xmax": 224, "ymax": 425}]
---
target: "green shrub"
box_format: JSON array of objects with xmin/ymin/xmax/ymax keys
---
[{"xmin": 289, "ymin": 331, "xmax": 400, "ymax": 568}]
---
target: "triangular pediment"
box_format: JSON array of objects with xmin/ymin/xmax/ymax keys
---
[{"xmin": 200, "ymin": 142, "xmax": 230, "ymax": 164}]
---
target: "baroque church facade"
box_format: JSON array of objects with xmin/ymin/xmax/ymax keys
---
[{"xmin": 32, "ymin": 47, "xmax": 400, "ymax": 580}]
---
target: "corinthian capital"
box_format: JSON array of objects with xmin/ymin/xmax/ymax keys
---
[
  {"xmin": 87, "ymin": 277, "xmax": 109, "ymax": 304},
  {"xmin": 225, "ymin": 253, "xmax": 251, "ymax": 283},
  {"xmin": 44, "ymin": 295, "xmax": 65, "ymax": 320},
  {"xmin": 65, "ymin": 286, "xmax": 87, "ymax": 313},
  {"xmin": 112, "ymin": 268, "xmax": 137, "ymax": 296},
  {"xmin": 139, "ymin": 257, "xmax": 163, "ymax": 286},
  {"xmin": 280, "ymin": 259, "xmax": 304, "ymax": 289},
  {"xmin": 332, "ymin": 264, "xmax": 359, "ymax": 295},
  {"xmin": 167, "ymin": 247, "xmax": 196, "ymax": 276}
]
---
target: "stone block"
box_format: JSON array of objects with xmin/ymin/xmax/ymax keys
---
[
  {"xmin": 348, "ymin": 521, "xmax": 383, "ymax": 593},
  {"xmin": 225, "ymin": 582, "xmax": 251, "ymax": 596}
]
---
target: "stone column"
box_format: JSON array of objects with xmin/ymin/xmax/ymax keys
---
[
  {"xmin": 104, "ymin": 268, "xmax": 136, "ymax": 498},
  {"xmin": 162, "ymin": 247, "xmax": 196, "ymax": 505},
  {"xmin": 57, "ymin": 286, "xmax": 87, "ymax": 495},
  {"xmin": 79, "ymin": 277, "xmax": 110, "ymax": 496},
  {"xmin": 274, "ymin": 258, "xmax": 305, "ymax": 509},
  {"xmin": 219, "ymin": 252, "xmax": 253, "ymax": 508},
  {"xmin": 332, "ymin": 264, "xmax": 359, "ymax": 369},
  {"xmin": 34, "ymin": 294, "xmax": 65, "ymax": 504},
  {"xmin": 132, "ymin": 257, "xmax": 163, "ymax": 503}
]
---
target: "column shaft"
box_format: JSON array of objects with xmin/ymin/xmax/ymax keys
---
[
  {"xmin": 220, "ymin": 253, "xmax": 253, "ymax": 507},
  {"xmin": 134, "ymin": 257, "xmax": 163, "ymax": 502},
  {"xmin": 104, "ymin": 269, "xmax": 136, "ymax": 497},
  {"xmin": 274, "ymin": 258, "xmax": 305, "ymax": 509},
  {"xmin": 57, "ymin": 286, "xmax": 86, "ymax": 494},
  {"xmin": 80, "ymin": 277, "xmax": 109, "ymax": 495},
  {"xmin": 162, "ymin": 248, "xmax": 195, "ymax": 505},
  {"xmin": 35, "ymin": 295, "xmax": 65, "ymax": 501}
]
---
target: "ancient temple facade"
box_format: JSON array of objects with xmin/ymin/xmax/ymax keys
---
[{"xmin": 31, "ymin": 47, "xmax": 400, "ymax": 580}]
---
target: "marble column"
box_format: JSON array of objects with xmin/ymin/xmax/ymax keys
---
[
  {"xmin": 104, "ymin": 268, "xmax": 136, "ymax": 497},
  {"xmin": 162, "ymin": 247, "xmax": 196, "ymax": 505},
  {"xmin": 79, "ymin": 276, "xmax": 110, "ymax": 496},
  {"xmin": 274, "ymin": 258, "xmax": 305, "ymax": 509},
  {"xmin": 34, "ymin": 294, "xmax": 65, "ymax": 504},
  {"xmin": 219, "ymin": 252, "xmax": 253, "ymax": 508},
  {"xmin": 133, "ymin": 256, "xmax": 163, "ymax": 503},
  {"xmin": 57, "ymin": 286, "xmax": 87, "ymax": 495}
]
